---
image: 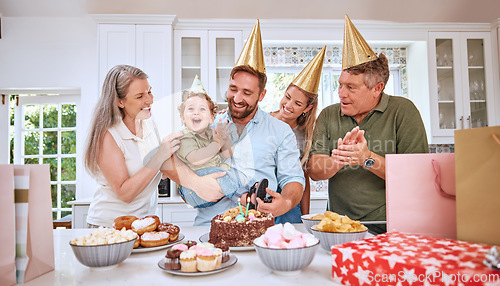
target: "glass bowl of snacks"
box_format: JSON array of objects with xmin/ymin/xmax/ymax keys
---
[
  {"xmin": 310, "ymin": 211, "xmax": 368, "ymax": 252},
  {"xmin": 300, "ymin": 213, "xmax": 325, "ymax": 234},
  {"xmin": 254, "ymin": 223, "xmax": 320, "ymax": 275},
  {"xmin": 70, "ymin": 228, "xmax": 138, "ymax": 268}
]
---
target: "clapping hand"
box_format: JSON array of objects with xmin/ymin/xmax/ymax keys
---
[
  {"xmin": 331, "ymin": 126, "xmax": 370, "ymax": 166},
  {"xmin": 214, "ymin": 118, "xmax": 232, "ymax": 147}
]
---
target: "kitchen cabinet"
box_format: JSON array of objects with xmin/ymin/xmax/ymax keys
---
[
  {"xmin": 173, "ymin": 29, "xmax": 242, "ymax": 102},
  {"xmin": 98, "ymin": 24, "xmax": 173, "ymax": 105},
  {"xmin": 172, "ymin": 30, "xmax": 242, "ymax": 129},
  {"xmin": 69, "ymin": 197, "xmax": 193, "ymax": 228},
  {"xmin": 97, "ymin": 21, "xmax": 175, "ymax": 139},
  {"xmin": 97, "ymin": 18, "xmax": 178, "ymax": 196},
  {"xmin": 428, "ymin": 32, "xmax": 496, "ymax": 143}
]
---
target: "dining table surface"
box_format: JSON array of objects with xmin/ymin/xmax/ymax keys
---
[{"xmin": 22, "ymin": 224, "xmax": 342, "ymax": 286}]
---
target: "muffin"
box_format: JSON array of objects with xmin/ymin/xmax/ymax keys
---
[
  {"xmin": 165, "ymin": 248, "xmax": 182, "ymax": 270},
  {"xmin": 213, "ymin": 248, "xmax": 222, "ymax": 268},
  {"xmin": 214, "ymin": 241, "xmax": 230, "ymax": 263},
  {"xmin": 165, "ymin": 244, "xmax": 189, "ymax": 270},
  {"xmin": 180, "ymin": 250, "xmax": 197, "ymax": 272},
  {"xmin": 183, "ymin": 240, "xmax": 197, "ymax": 249},
  {"xmin": 197, "ymin": 242, "xmax": 214, "ymax": 249},
  {"xmin": 196, "ymin": 247, "xmax": 217, "ymax": 272},
  {"xmin": 172, "ymin": 243, "xmax": 188, "ymax": 252}
]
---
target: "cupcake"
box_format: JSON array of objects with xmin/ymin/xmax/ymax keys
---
[
  {"xmin": 214, "ymin": 241, "xmax": 230, "ymax": 263},
  {"xmin": 183, "ymin": 240, "xmax": 197, "ymax": 249},
  {"xmin": 165, "ymin": 249, "xmax": 182, "ymax": 270},
  {"xmin": 179, "ymin": 250, "xmax": 197, "ymax": 272},
  {"xmin": 196, "ymin": 247, "xmax": 217, "ymax": 272},
  {"xmin": 197, "ymin": 242, "xmax": 214, "ymax": 249},
  {"xmin": 213, "ymin": 248, "xmax": 222, "ymax": 268},
  {"xmin": 172, "ymin": 243, "xmax": 188, "ymax": 252}
]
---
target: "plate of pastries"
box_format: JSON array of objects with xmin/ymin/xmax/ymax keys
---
[{"xmin": 113, "ymin": 215, "xmax": 184, "ymax": 253}]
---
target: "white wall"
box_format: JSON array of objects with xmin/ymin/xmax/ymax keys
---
[
  {"xmin": 2, "ymin": 0, "xmax": 499, "ymax": 23},
  {"xmin": 0, "ymin": 16, "xmax": 99, "ymax": 199}
]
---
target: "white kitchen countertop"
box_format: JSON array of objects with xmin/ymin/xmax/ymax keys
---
[{"xmin": 23, "ymin": 224, "xmax": 340, "ymax": 286}]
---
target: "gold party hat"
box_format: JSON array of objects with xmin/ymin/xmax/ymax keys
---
[
  {"xmin": 342, "ymin": 14, "xmax": 378, "ymax": 70},
  {"xmin": 189, "ymin": 75, "xmax": 207, "ymax": 94},
  {"xmin": 234, "ymin": 19, "xmax": 265, "ymax": 74},
  {"xmin": 291, "ymin": 46, "xmax": 326, "ymax": 94}
]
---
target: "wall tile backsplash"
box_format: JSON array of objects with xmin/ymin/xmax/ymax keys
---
[{"xmin": 428, "ymin": 144, "xmax": 454, "ymax": 153}]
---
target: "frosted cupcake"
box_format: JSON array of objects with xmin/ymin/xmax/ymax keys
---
[
  {"xmin": 196, "ymin": 247, "xmax": 217, "ymax": 272},
  {"xmin": 198, "ymin": 242, "xmax": 215, "ymax": 249},
  {"xmin": 213, "ymin": 248, "xmax": 222, "ymax": 268},
  {"xmin": 180, "ymin": 249, "xmax": 197, "ymax": 272},
  {"xmin": 214, "ymin": 241, "xmax": 230, "ymax": 263},
  {"xmin": 165, "ymin": 244, "xmax": 188, "ymax": 270},
  {"xmin": 183, "ymin": 240, "xmax": 197, "ymax": 249}
]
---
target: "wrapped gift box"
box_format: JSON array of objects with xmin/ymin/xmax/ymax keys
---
[{"xmin": 331, "ymin": 232, "xmax": 500, "ymax": 286}]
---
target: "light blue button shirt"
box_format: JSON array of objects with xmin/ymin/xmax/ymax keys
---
[
  {"xmin": 222, "ymin": 108, "xmax": 305, "ymax": 194},
  {"xmin": 194, "ymin": 108, "xmax": 305, "ymax": 225}
]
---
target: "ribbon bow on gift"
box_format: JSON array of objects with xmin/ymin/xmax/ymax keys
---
[{"xmin": 484, "ymin": 247, "xmax": 500, "ymax": 270}]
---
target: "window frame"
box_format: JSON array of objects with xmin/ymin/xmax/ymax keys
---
[{"xmin": 11, "ymin": 92, "xmax": 79, "ymax": 220}]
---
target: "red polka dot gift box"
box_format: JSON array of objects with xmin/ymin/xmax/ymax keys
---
[{"xmin": 331, "ymin": 232, "xmax": 500, "ymax": 286}]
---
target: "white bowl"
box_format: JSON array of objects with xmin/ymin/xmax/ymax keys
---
[
  {"xmin": 310, "ymin": 226, "xmax": 367, "ymax": 252},
  {"xmin": 300, "ymin": 214, "xmax": 323, "ymax": 234},
  {"xmin": 70, "ymin": 238, "xmax": 137, "ymax": 268},
  {"xmin": 253, "ymin": 236, "xmax": 320, "ymax": 274}
]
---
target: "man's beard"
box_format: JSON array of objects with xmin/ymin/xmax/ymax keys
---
[{"xmin": 228, "ymin": 97, "xmax": 258, "ymax": 119}]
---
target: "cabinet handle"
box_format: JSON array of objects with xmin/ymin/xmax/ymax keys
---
[
  {"xmin": 467, "ymin": 115, "xmax": 471, "ymax": 129},
  {"xmin": 460, "ymin": 116, "xmax": 463, "ymax": 129}
]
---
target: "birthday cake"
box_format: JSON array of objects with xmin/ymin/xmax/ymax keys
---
[{"xmin": 208, "ymin": 206, "xmax": 274, "ymax": 247}]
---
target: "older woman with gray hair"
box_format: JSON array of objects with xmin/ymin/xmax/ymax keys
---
[{"xmin": 84, "ymin": 65, "xmax": 184, "ymax": 228}]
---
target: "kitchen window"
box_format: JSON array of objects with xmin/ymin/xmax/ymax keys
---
[
  {"xmin": 261, "ymin": 45, "xmax": 407, "ymax": 112},
  {"xmin": 8, "ymin": 90, "xmax": 79, "ymax": 220}
]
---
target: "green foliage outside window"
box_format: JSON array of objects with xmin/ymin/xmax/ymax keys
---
[{"xmin": 10, "ymin": 96, "xmax": 77, "ymax": 220}]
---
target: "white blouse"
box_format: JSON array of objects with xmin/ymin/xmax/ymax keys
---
[{"xmin": 86, "ymin": 118, "xmax": 161, "ymax": 227}]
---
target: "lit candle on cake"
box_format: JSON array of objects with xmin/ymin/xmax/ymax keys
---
[
  {"xmin": 238, "ymin": 198, "xmax": 244, "ymax": 216},
  {"xmin": 245, "ymin": 197, "xmax": 250, "ymax": 217}
]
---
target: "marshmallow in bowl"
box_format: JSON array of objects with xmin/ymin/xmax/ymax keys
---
[
  {"xmin": 71, "ymin": 227, "xmax": 137, "ymax": 246},
  {"xmin": 257, "ymin": 223, "xmax": 318, "ymax": 249}
]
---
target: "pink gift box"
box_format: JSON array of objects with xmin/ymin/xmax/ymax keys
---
[{"xmin": 331, "ymin": 232, "xmax": 500, "ymax": 286}]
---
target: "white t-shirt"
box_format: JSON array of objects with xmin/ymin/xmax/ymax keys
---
[{"xmin": 86, "ymin": 119, "xmax": 161, "ymax": 227}]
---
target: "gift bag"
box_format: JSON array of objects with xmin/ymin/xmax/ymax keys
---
[
  {"xmin": 455, "ymin": 126, "xmax": 500, "ymax": 245},
  {"xmin": 0, "ymin": 166, "xmax": 16, "ymax": 286},
  {"xmin": 0, "ymin": 165, "xmax": 54, "ymax": 285},
  {"xmin": 386, "ymin": 153, "xmax": 456, "ymax": 239}
]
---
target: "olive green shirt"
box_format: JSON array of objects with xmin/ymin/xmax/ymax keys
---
[
  {"xmin": 176, "ymin": 128, "xmax": 230, "ymax": 172},
  {"xmin": 310, "ymin": 93, "xmax": 428, "ymax": 225}
]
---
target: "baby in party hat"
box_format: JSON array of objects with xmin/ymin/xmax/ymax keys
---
[{"xmin": 175, "ymin": 75, "xmax": 243, "ymax": 208}]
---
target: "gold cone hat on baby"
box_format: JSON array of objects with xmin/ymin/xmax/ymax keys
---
[
  {"xmin": 342, "ymin": 14, "xmax": 378, "ymax": 70},
  {"xmin": 291, "ymin": 46, "xmax": 326, "ymax": 94},
  {"xmin": 189, "ymin": 75, "xmax": 207, "ymax": 94},
  {"xmin": 234, "ymin": 19, "xmax": 265, "ymax": 74}
]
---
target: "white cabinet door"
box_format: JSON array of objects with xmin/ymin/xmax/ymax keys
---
[
  {"xmin": 428, "ymin": 32, "xmax": 496, "ymax": 143},
  {"xmin": 98, "ymin": 24, "xmax": 136, "ymax": 91},
  {"xmin": 208, "ymin": 30, "xmax": 242, "ymax": 103},
  {"xmin": 99, "ymin": 24, "xmax": 174, "ymax": 137},
  {"xmin": 136, "ymin": 25, "xmax": 174, "ymax": 137},
  {"xmin": 172, "ymin": 30, "xmax": 209, "ymax": 134}
]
